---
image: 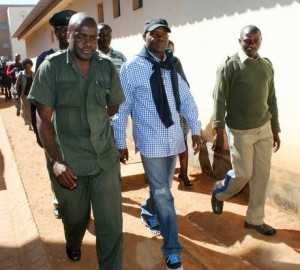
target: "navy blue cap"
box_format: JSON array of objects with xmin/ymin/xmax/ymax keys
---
[
  {"xmin": 144, "ymin": 18, "xmax": 171, "ymax": 33},
  {"xmin": 49, "ymin": 10, "xmax": 76, "ymax": 27}
]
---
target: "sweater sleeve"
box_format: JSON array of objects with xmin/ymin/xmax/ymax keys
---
[
  {"xmin": 212, "ymin": 63, "xmax": 230, "ymax": 129},
  {"xmin": 268, "ymin": 76, "xmax": 280, "ymax": 133}
]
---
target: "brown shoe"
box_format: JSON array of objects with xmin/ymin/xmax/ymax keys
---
[{"xmin": 244, "ymin": 222, "xmax": 276, "ymax": 236}]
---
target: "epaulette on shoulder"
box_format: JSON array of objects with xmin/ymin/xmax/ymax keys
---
[
  {"xmin": 218, "ymin": 55, "xmax": 234, "ymax": 70},
  {"xmin": 262, "ymin": 57, "xmax": 273, "ymax": 66},
  {"xmin": 45, "ymin": 50, "xmax": 65, "ymax": 62},
  {"xmin": 261, "ymin": 57, "xmax": 274, "ymax": 74},
  {"xmin": 96, "ymin": 53, "xmax": 114, "ymax": 66}
]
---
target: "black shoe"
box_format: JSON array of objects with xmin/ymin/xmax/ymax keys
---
[
  {"xmin": 53, "ymin": 204, "xmax": 61, "ymax": 219},
  {"xmin": 211, "ymin": 192, "xmax": 223, "ymax": 214},
  {"xmin": 244, "ymin": 222, "xmax": 276, "ymax": 236},
  {"xmin": 178, "ymin": 174, "xmax": 193, "ymax": 187},
  {"xmin": 66, "ymin": 247, "xmax": 81, "ymax": 261}
]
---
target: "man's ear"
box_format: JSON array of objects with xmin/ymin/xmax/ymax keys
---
[{"xmin": 143, "ymin": 32, "xmax": 146, "ymax": 41}]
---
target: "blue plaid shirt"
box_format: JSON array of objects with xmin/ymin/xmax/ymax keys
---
[{"xmin": 112, "ymin": 53, "xmax": 201, "ymax": 158}]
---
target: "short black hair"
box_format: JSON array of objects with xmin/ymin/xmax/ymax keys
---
[
  {"xmin": 22, "ymin": 58, "xmax": 33, "ymax": 67},
  {"xmin": 240, "ymin": 25, "xmax": 261, "ymax": 38},
  {"xmin": 98, "ymin": 23, "xmax": 112, "ymax": 32},
  {"xmin": 68, "ymin": 12, "xmax": 97, "ymax": 33}
]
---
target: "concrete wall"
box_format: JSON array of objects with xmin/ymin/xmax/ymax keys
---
[
  {"xmin": 105, "ymin": 0, "xmax": 300, "ymax": 215},
  {"xmin": 20, "ymin": 0, "xmax": 300, "ymax": 214},
  {"xmin": 23, "ymin": 1, "xmax": 100, "ymax": 58},
  {"xmin": 25, "ymin": 23, "xmax": 55, "ymax": 59},
  {"xmin": 7, "ymin": 6, "xmax": 33, "ymax": 59},
  {"xmin": 106, "ymin": 3, "xmax": 300, "ymax": 163}
]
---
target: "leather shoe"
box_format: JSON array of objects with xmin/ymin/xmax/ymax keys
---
[
  {"xmin": 178, "ymin": 174, "xmax": 193, "ymax": 187},
  {"xmin": 66, "ymin": 247, "xmax": 81, "ymax": 261},
  {"xmin": 244, "ymin": 222, "xmax": 276, "ymax": 236},
  {"xmin": 211, "ymin": 192, "xmax": 223, "ymax": 214}
]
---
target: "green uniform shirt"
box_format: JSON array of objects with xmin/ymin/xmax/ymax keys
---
[
  {"xmin": 212, "ymin": 53, "xmax": 280, "ymax": 133},
  {"xmin": 97, "ymin": 48, "xmax": 126, "ymax": 74},
  {"xmin": 28, "ymin": 50, "xmax": 125, "ymax": 176}
]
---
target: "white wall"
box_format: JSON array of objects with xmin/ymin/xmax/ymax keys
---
[
  {"xmin": 102, "ymin": 0, "xmax": 300, "ymax": 179},
  {"xmin": 20, "ymin": 0, "xmax": 300, "ymax": 193},
  {"xmin": 7, "ymin": 6, "xmax": 33, "ymax": 59},
  {"xmin": 25, "ymin": 23, "xmax": 56, "ymax": 59}
]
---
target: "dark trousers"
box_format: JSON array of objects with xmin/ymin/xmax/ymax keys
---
[{"xmin": 50, "ymin": 162, "xmax": 123, "ymax": 270}]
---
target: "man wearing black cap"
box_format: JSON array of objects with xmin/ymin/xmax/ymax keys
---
[
  {"xmin": 35, "ymin": 10, "xmax": 77, "ymax": 70},
  {"xmin": 32, "ymin": 9, "xmax": 76, "ymax": 219},
  {"xmin": 113, "ymin": 18, "xmax": 202, "ymax": 270}
]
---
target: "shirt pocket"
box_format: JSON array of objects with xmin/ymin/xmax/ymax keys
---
[
  {"xmin": 55, "ymin": 81, "xmax": 81, "ymax": 108},
  {"xmin": 95, "ymin": 80, "xmax": 110, "ymax": 107}
]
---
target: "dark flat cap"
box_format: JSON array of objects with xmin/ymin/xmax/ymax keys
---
[
  {"xmin": 49, "ymin": 10, "xmax": 76, "ymax": 27},
  {"xmin": 144, "ymin": 18, "xmax": 171, "ymax": 33}
]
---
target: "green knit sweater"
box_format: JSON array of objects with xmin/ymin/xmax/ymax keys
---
[{"xmin": 212, "ymin": 53, "xmax": 280, "ymax": 133}]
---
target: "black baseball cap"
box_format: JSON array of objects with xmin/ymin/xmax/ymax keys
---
[
  {"xmin": 144, "ymin": 18, "xmax": 171, "ymax": 33},
  {"xmin": 49, "ymin": 10, "xmax": 77, "ymax": 27}
]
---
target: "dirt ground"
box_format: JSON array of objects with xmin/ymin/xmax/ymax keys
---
[{"xmin": 1, "ymin": 94, "xmax": 300, "ymax": 270}]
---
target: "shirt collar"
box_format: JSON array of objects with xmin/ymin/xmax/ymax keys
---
[
  {"xmin": 238, "ymin": 48, "xmax": 260, "ymax": 63},
  {"xmin": 98, "ymin": 47, "xmax": 113, "ymax": 56},
  {"xmin": 66, "ymin": 49, "xmax": 98, "ymax": 64},
  {"xmin": 147, "ymin": 48, "xmax": 167, "ymax": 62}
]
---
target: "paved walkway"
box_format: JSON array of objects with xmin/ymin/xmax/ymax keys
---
[
  {"xmin": 0, "ymin": 95, "xmax": 300, "ymax": 270},
  {"xmin": 0, "ymin": 110, "xmax": 50, "ymax": 270}
]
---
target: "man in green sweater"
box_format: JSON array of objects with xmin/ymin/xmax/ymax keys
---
[{"xmin": 211, "ymin": 25, "xmax": 280, "ymax": 236}]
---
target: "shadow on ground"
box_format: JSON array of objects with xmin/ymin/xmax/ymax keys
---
[
  {"xmin": 0, "ymin": 95, "xmax": 14, "ymax": 110},
  {"xmin": 1, "ymin": 228, "xmax": 299, "ymax": 270},
  {"xmin": 122, "ymin": 170, "xmax": 249, "ymax": 206}
]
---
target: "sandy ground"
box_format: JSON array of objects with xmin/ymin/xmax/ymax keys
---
[{"xmin": 1, "ymin": 94, "xmax": 300, "ymax": 270}]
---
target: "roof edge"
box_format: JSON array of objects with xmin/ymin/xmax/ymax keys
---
[{"xmin": 13, "ymin": 0, "xmax": 62, "ymax": 39}]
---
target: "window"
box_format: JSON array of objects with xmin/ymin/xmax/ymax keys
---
[
  {"xmin": 133, "ymin": 0, "xmax": 143, "ymax": 10},
  {"xmin": 97, "ymin": 3, "xmax": 104, "ymax": 22},
  {"xmin": 112, "ymin": 0, "xmax": 120, "ymax": 18}
]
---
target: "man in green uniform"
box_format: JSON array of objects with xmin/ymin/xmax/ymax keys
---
[
  {"xmin": 33, "ymin": 9, "xmax": 77, "ymax": 219},
  {"xmin": 97, "ymin": 23, "xmax": 126, "ymax": 73},
  {"xmin": 28, "ymin": 13, "xmax": 124, "ymax": 269},
  {"xmin": 211, "ymin": 25, "xmax": 280, "ymax": 236}
]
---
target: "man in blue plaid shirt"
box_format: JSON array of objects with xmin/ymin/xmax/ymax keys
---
[{"xmin": 113, "ymin": 18, "xmax": 202, "ymax": 270}]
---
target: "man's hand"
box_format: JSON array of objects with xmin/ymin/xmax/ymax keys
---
[
  {"xmin": 119, "ymin": 148, "xmax": 129, "ymax": 164},
  {"xmin": 107, "ymin": 105, "xmax": 119, "ymax": 117},
  {"xmin": 192, "ymin": 135, "xmax": 202, "ymax": 154},
  {"xmin": 212, "ymin": 128, "xmax": 224, "ymax": 153},
  {"xmin": 273, "ymin": 132, "xmax": 281, "ymax": 152},
  {"xmin": 53, "ymin": 161, "xmax": 77, "ymax": 190}
]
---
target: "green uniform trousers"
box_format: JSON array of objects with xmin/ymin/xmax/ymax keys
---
[{"xmin": 50, "ymin": 161, "xmax": 122, "ymax": 270}]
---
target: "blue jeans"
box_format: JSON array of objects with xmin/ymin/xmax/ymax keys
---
[{"xmin": 141, "ymin": 155, "xmax": 182, "ymax": 257}]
